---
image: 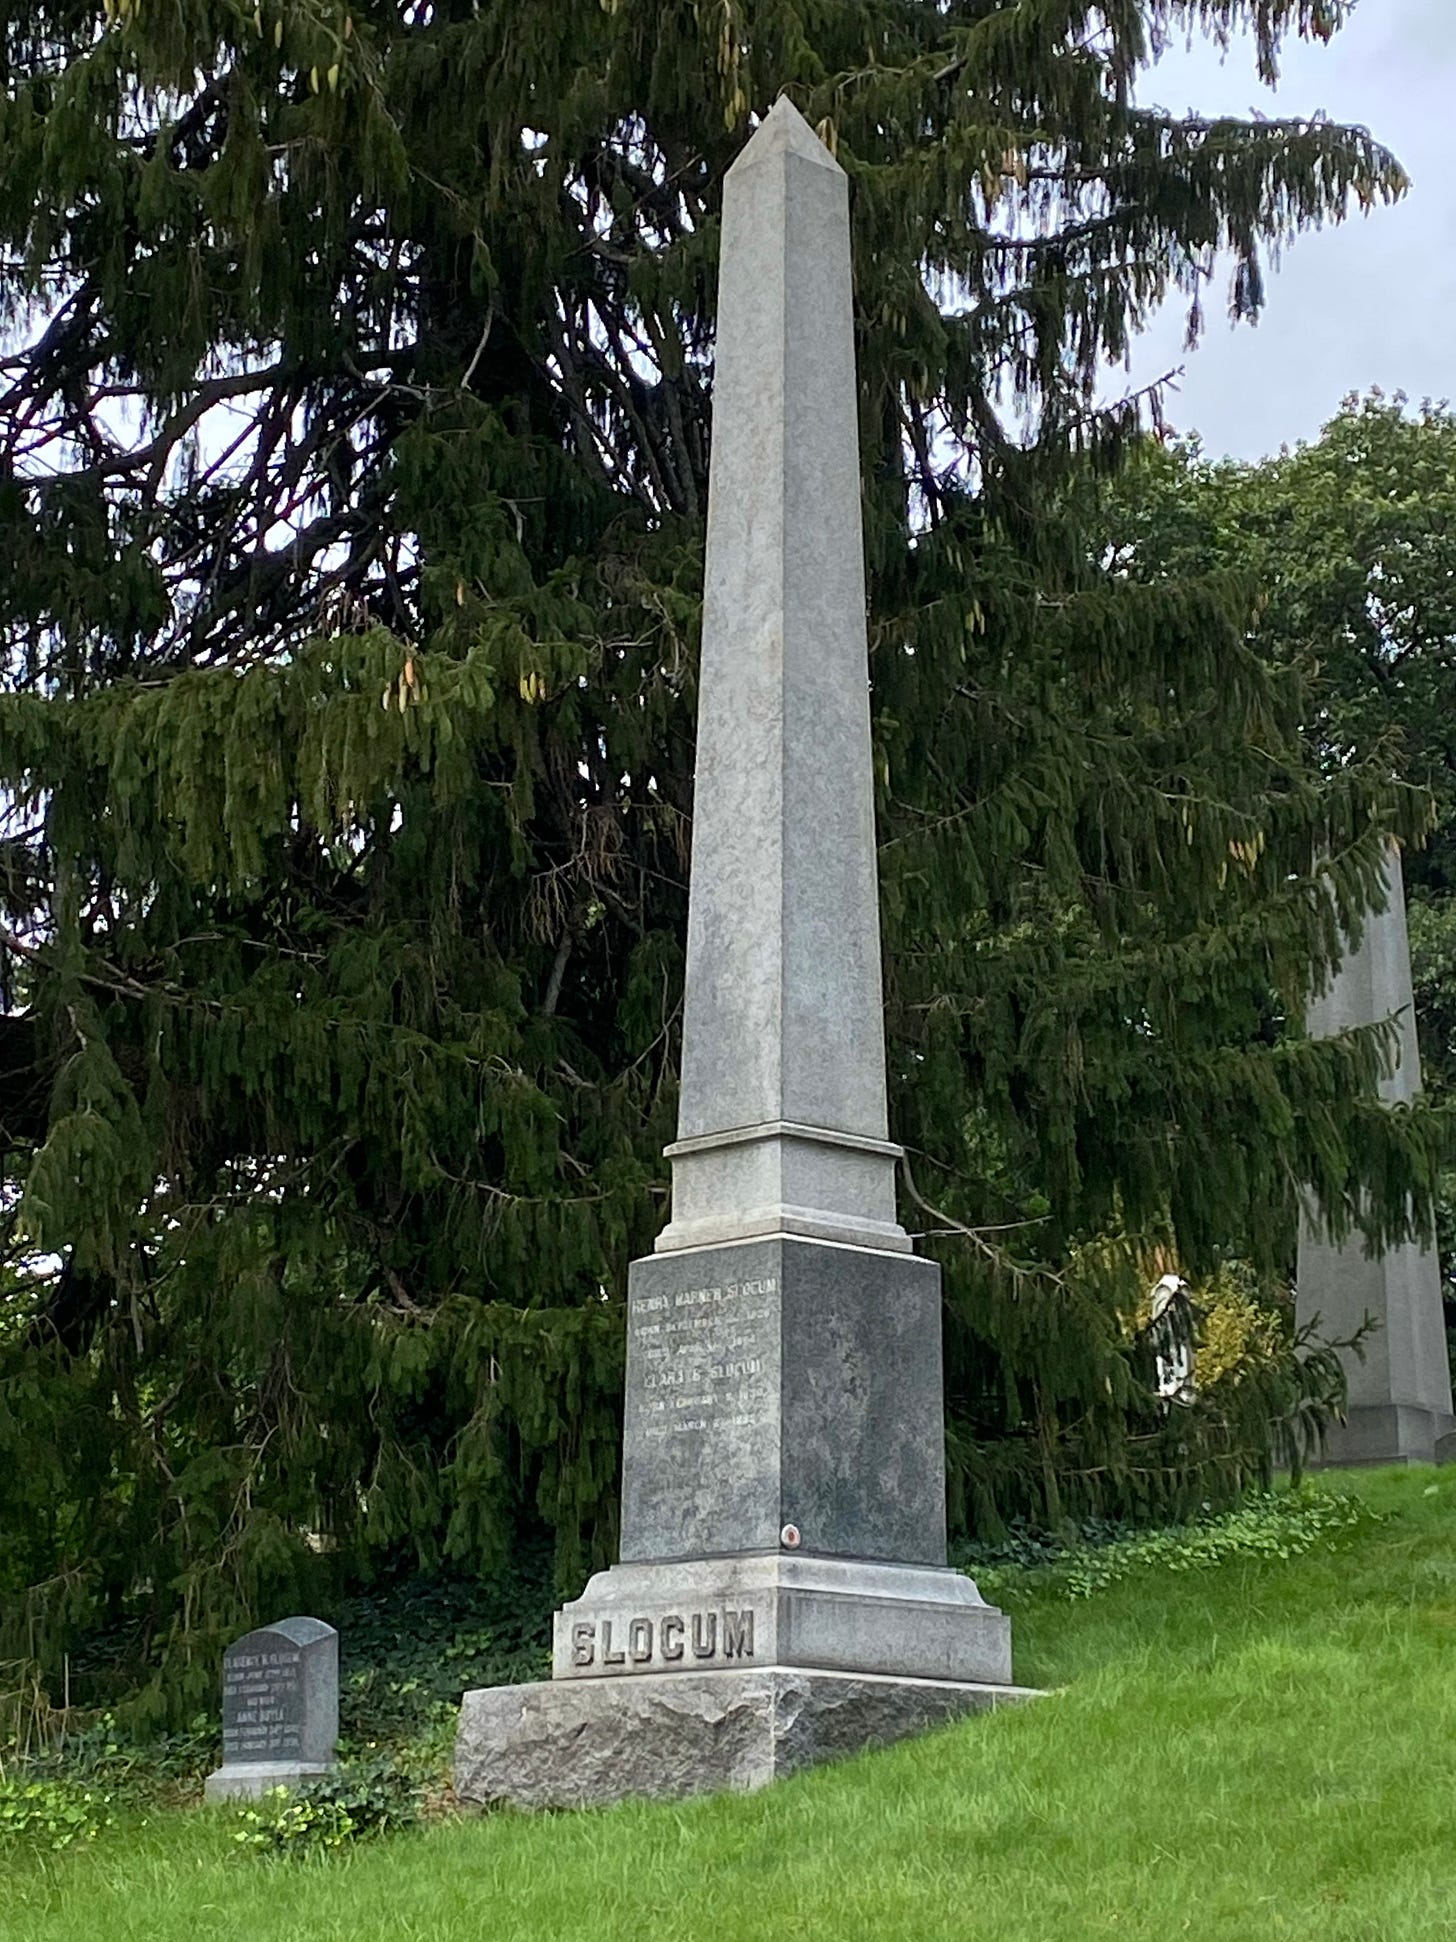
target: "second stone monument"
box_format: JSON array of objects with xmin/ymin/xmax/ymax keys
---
[
  {"xmin": 455, "ymin": 98, "xmax": 1027, "ymax": 1811},
  {"xmin": 1297, "ymin": 844, "xmax": 1455, "ymax": 1465},
  {"xmin": 205, "ymin": 1616, "xmax": 339, "ymax": 1802}
]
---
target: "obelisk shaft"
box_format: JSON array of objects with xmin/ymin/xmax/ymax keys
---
[
  {"xmin": 658, "ymin": 99, "xmax": 907, "ymax": 1256},
  {"xmin": 1297, "ymin": 843, "xmax": 1455, "ymax": 1463}
]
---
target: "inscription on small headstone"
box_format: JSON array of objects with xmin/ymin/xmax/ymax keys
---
[
  {"xmin": 203, "ymin": 1615, "xmax": 339, "ymax": 1802},
  {"xmin": 223, "ymin": 1639, "xmax": 305, "ymax": 1761}
]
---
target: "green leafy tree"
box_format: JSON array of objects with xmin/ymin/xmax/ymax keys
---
[
  {"xmin": 0, "ymin": 2, "xmax": 1439, "ymax": 1716},
  {"xmin": 1107, "ymin": 395, "xmax": 1456, "ymax": 1306},
  {"xmin": 1106, "ymin": 394, "xmax": 1456, "ymax": 867}
]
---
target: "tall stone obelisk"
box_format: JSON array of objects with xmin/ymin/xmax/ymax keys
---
[
  {"xmin": 656, "ymin": 95, "xmax": 905, "ymax": 1263},
  {"xmin": 1297, "ymin": 844, "xmax": 1455, "ymax": 1465},
  {"xmin": 454, "ymin": 100, "xmax": 1024, "ymax": 1811}
]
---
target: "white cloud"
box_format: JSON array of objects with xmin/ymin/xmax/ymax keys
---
[{"xmin": 1123, "ymin": 2, "xmax": 1456, "ymax": 457}]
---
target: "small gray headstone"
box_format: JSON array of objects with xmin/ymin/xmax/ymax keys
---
[{"xmin": 203, "ymin": 1615, "xmax": 339, "ymax": 1802}]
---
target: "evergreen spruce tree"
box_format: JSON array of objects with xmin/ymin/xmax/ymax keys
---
[{"xmin": 0, "ymin": 1, "xmax": 1440, "ymax": 1715}]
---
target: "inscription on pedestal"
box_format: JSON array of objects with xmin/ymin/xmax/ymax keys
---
[
  {"xmin": 564, "ymin": 1605, "xmax": 758, "ymax": 1678},
  {"xmin": 622, "ymin": 1244, "xmax": 784, "ymax": 1559},
  {"xmin": 631, "ymin": 1272, "xmax": 777, "ymax": 1442}
]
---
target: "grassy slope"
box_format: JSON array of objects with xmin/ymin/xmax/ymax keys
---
[{"xmin": 8, "ymin": 1467, "xmax": 1456, "ymax": 1942}]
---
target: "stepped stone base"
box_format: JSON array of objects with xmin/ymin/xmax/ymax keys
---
[
  {"xmin": 454, "ymin": 1667, "xmax": 1038, "ymax": 1810},
  {"xmin": 1311, "ymin": 1403, "xmax": 1456, "ymax": 1469},
  {"xmin": 554, "ymin": 1552, "xmax": 1011, "ymax": 1685}
]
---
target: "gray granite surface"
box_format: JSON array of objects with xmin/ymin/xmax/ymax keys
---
[
  {"xmin": 621, "ymin": 1236, "xmax": 946, "ymax": 1565},
  {"xmin": 657, "ymin": 97, "xmax": 904, "ymax": 1256},
  {"xmin": 204, "ymin": 1615, "xmax": 338, "ymax": 1802},
  {"xmin": 455, "ymin": 1668, "xmax": 1038, "ymax": 1810},
  {"xmin": 451, "ymin": 102, "xmax": 1028, "ymax": 1814},
  {"xmin": 1297, "ymin": 843, "xmax": 1455, "ymax": 1463},
  {"xmin": 553, "ymin": 1552, "xmax": 1011, "ymax": 1685}
]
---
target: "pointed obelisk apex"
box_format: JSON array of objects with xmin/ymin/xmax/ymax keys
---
[
  {"xmin": 657, "ymin": 97, "xmax": 908, "ymax": 1255},
  {"xmin": 1297, "ymin": 842, "xmax": 1456, "ymax": 1464}
]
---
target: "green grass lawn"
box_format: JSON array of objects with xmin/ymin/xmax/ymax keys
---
[{"xmin": 8, "ymin": 1466, "xmax": 1456, "ymax": 1942}]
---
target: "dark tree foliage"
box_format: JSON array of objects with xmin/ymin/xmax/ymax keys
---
[
  {"xmin": 1106, "ymin": 395, "xmax": 1456, "ymax": 1312},
  {"xmin": 0, "ymin": 1, "xmax": 1441, "ymax": 1716}
]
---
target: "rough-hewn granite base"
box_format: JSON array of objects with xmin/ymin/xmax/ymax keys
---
[
  {"xmin": 204, "ymin": 1760, "xmax": 334, "ymax": 1801},
  {"xmin": 454, "ymin": 1668, "xmax": 1038, "ymax": 1810}
]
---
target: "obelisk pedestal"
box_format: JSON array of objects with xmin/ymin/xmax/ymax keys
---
[
  {"xmin": 1297, "ymin": 844, "xmax": 1455, "ymax": 1466},
  {"xmin": 455, "ymin": 100, "xmax": 1027, "ymax": 1812}
]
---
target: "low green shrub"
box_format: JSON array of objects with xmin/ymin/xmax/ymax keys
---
[
  {"xmin": 953, "ymin": 1513, "xmax": 1136, "ymax": 1575},
  {"xmin": 232, "ymin": 1758, "xmax": 421, "ymax": 1857},
  {"xmin": 25, "ymin": 1712, "xmax": 218, "ymax": 1801},
  {"xmin": 0, "ymin": 1776, "xmax": 115, "ymax": 1850},
  {"xmin": 967, "ymin": 1486, "xmax": 1373, "ymax": 1603},
  {"xmin": 332, "ymin": 1552, "xmax": 556, "ymax": 1746}
]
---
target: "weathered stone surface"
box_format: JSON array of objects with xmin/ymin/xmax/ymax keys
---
[
  {"xmin": 204, "ymin": 1615, "xmax": 339, "ymax": 1803},
  {"xmin": 662, "ymin": 1123, "xmax": 910, "ymax": 1256},
  {"xmin": 204, "ymin": 1759, "xmax": 335, "ymax": 1802},
  {"xmin": 1315, "ymin": 1401, "xmax": 1454, "ymax": 1469},
  {"xmin": 621, "ymin": 1235, "xmax": 945, "ymax": 1565},
  {"xmin": 657, "ymin": 97, "xmax": 905, "ymax": 1257},
  {"xmin": 1297, "ymin": 844, "xmax": 1455, "ymax": 1466},
  {"xmin": 455, "ymin": 1669, "xmax": 1037, "ymax": 1810},
  {"xmin": 554, "ymin": 1554, "xmax": 1011, "ymax": 1686}
]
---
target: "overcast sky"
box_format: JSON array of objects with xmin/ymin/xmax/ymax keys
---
[{"xmin": 1119, "ymin": 0, "xmax": 1455, "ymax": 459}]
